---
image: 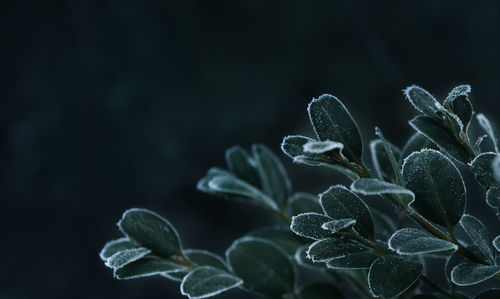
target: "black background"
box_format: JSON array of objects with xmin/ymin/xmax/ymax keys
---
[{"xmin": 3, "ymin": 1, "xmax": 500, "ymax": 298}]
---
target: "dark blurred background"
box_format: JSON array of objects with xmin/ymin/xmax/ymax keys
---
[{"xmin": 2, "ymin": 1, "xmax": 500, "ymax": 298}]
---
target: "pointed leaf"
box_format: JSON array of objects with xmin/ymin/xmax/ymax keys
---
[
  {"xmin": 307, "ymin": 238, "xmax": 368, "ymax": 262},
  {"xmin": 451, "ymin": 263, "xmax": 500, "ymax": 286},
  {"xmin": 388, "ymin": 228, "xmax": 457, "ymax": 255},
  {"xmin": 326, "ymin": 251, "xmax": 379, "ymax": 270},
  {"xmin": 402, "ymin": 149, "xmax": 466, "ymax": 227},
  {"xmin": 401, "ymin": 132, "xmax": 437, "ymax": 161},
  {"xmin": 307, "ymin": 94, "xmax": 363, "ymax": 161},
  {"xmin": 100, "ymin": 238, "xmax": 137, "ymax": 261},
  {"xmin": 368, "ymin": 255, "xmax": 423, "ymax": 298},
  {"xmin": 494, "ymin": 235, "xmax": 500, "ymax": 252},
  {"xmin": 409, "ymin": 115, "xmax": 471, "ymax": 163},
  {"xmin": 225, "ymin": 146, "xmax": 260, "ymax": 188},
  {"xmin": 443, "ymin": 85, "xmax": 473, "ymax": 127},
  {"xmin": 248, "ymin": 226, "xmax": 305, "ymax": 255},
  {"xmin": 287, "ymin": 193, "xmax": 323, "ymax": 215},
  {"xmin": 118, "ymin": 208, "xmax": 182, "ymax": 257},
  {"xmin": 351, "ymin": 178, "xmax": 414, "ymax": 207},
  {"xmin": 114, "ymin": 256, "xmax": 186, "ymax": 280},
  {"xmin": 226, "ymin": 237, "xmax": 295, "ymax": 297},
  {"xmin": 470, "ymin": 153, "xmax": 500, "ymax": 187},
  {"xmin": 460, "ymin": 215, "xmax": 496, "ymax": 263},
  {"xmin": 477, "ymin": 113, "xmax": 499, "ymax": 153},
  {"xmin": 105, "ymin": 247, "xmax": 151, "ymax": 269},
  {"xmin": 404, "ymin": 85, "xmax": 444, "ymax": 118},
  {"xmin": 164, "ymin": 249, "xmax": 229, "ymax": 282},
  {"xmin": 319, "ymin": 185, "xmax": 374, "ymax": 239},
  {"xmin": 298, "ymin": 283, "xmax": 344, "ymax": 299},
  {"xmin": 180, "ymin": 266, "xmax": 243, "ymax": 299},
  {"xmin": 252, "ymin": 144, "xmax": 292, "ymax": 208},
  {"xmin": 474, "ymin": 289, "xmax": 500, "ymax": 299},
  {"xmin": 291, "ymin": 213, "xmax": 333, "ymax": 240},
  {"xmin": 321, "ymin": 218, "xmax": 356, "ymax": 233}
]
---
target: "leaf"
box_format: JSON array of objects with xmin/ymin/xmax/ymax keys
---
[
  {"xmin": 319, "ymin": 185, "xmax": 374, "ymax": 239},
  {"xmin": 373, "ymin": 127, "xmax": 403, "ymax": 184},
  {"xmin": 306, "ymin": 238, "xmax": 368, "ymax": 262},
  {"xmin": 494, "ymin": 155, "xmax": 500, "ymax": 182},
  {"xmin": 118, "ymin": 208, "xmax": 182, "ymax": 257},
  {"xmin": 225, "ymin": 146, "xmax": 260, "ymax": 188},
  {"xmin": 303, "ymin": 140, "xmax": 344, "ymax": 155},
  {"xmin": 326, "ymin": 251, "xmax": 379, "ymax": 270},
  {"xmin": 105, "ymin": 247, "xmax": 151, "ymax": 269},
  {"xmin": 470, "ymin": 153, "xmax": 500, "ymax": 187},
  {"xmin": 474, "ymin": 289, "xmax": 500, "ymax": 299},
  {"xmin": 494, "ymin": 235, "xmax": 500, "ymax": 252},
  {"xmin": 287, "ymin": 193, "xmax": 323, "ymax": 215},
  {"xmin": 350, "ymin": 178, "xmax": 414, "ymax": 207},
  {"xmin": 404, "ymin": 85, "xmax": 445, "ymax": 118},
  {"xmin": 307, "ymin": 94, "xmax": 363, "ymax": 162},
  {"xmin": 445, "ymin": 246, "xmax": 487, "ymax": 282},
  {"xmin": 114, "ymin": 256, "xmax": 186, "ymax": 280},
  {"xmin": 252, "ymin": 144, "xmax": 292, "ymax": 208},
  {"xmin": 294, "ymin": 245, "xmax": 322, "ymax": 269},
  {"xmin": 371, "ymin": 209, "xmax": 396, "ymax": 241},
  {"xmin": 388, "ymin": 228, "xmax": 458, "ymax": 255},
  {"xmin": 486, "ymin": 185, "xmax": 500, "ymax": 213},
  {"xmin": 164, "ymin": 249, "xmax": 229, "ymax": 282},
  {"xmin": 226, "ymin": 237, "xmax": 295, "ymax": 297},
  {"xmin": 451, "ymin": 263, "xmax": 500, "ymax": 286},
  {"xmin": 460, "ymin": 215, "xmax": 496, "ymax": 263},
  {"xmin": 290, "ymin": 213, "xmax": 333, "ymax": 240},
  {"xmin": 409, "ymin": 115, "xmax": 471, "ymax": 163},
  {"xmin": 298, "ymin": 283, "xmax": 344, "ymax": 299},
  {"xmin": 248, "ymin": 226, "xmax": 306, "ymax": 255},
  {"xmin": 477, "ymin": 113, "xmax": 499, "ymax": 153},
  {"xmin": 321, "ymin": 218, "xmax": 356, "ymax": 233},
  {"xmin": 100, "ymin": 238, "xmax": 137, "ymax": 261},
  {"xmin": 443, "ymin": 85, "xmax": 473, "ymax": 128},
  {"xmin": 368, "ymin": 255, "xmax": 423, "ymax": 298},
  {"xmin": 401, "ymin": 132, "xmax": 437, "ymax": 161},
  {"xmin": 402, "ymin": 149, "xmax": 466, "ymax": 227},
  {"xmin": 180, "ymin": 266, "xmax": 243, "ymax": 299}
]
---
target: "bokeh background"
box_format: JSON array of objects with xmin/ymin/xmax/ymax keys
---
[{"xmin": 3, "ymin": 1, "xmax": 500, "ymax": 298}]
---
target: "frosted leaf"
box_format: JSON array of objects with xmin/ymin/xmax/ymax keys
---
[
  {"xmin": 99, "ymin": 237, "xmax": 137, "ymax": 261},
  {"xmin": 401, "ymin": 132, "xmax": 437, "ymax": 161},
  {"xmin": 470, "ymin": 152, "xmax": 500, "ymax": 187},
  {"xmin": 303, "ymin": 140, "xmax": 344, "ymax": 155},
  {"xmin": 326, "ymin": 251, "xmax": 379, "ymax": 270},
  {"xmin": 114, "ymin": 256, "xmax": 186, "ymax": 280},
  {"xmin": 493, "ymin": 235, "xmax": 500, "ymax": 252},
  {"xmin": 306, "ymin": 238, "xmax": 367, "ymax": 262},
  {"xmin": 164, "ymin": 249, "xmax": 229, "ymax": 282},
  {"xmin": 287, "ymin": 192, "xmax": 323, "ymax": 215},
  {"xmin": 294, "ymin": 245, "xmax": 322, "ymax": 269},
  {"xmin": 388, "ymin": 228, "xmax": 457, "ymax": 255},
  {"xmin": 350, "ymin": 178, "xmax": 414, "ymax": 207},
  {"xmin": 321, "ymin": 218, "xmax": 356, "ymax": 233},
  {"xmin": 180, "ymin": 266, "xmax": 243, "ymax": 299},
  {"xmin": 105, "ymin": 247, "xmax": 151, "ymax": 269},
  {"xmin": 290, "ymin": 213, "xmax": 333, "ymax": 240},
  {"xmin": 370, "ymin": 137, "xmax": 402, "ymax": 182},
  {"xmin": 494, "ymin": 155, "xmax": 500, "ymax": 182},
  {"xmin": 319, "ymin": 185, "xmax": 374, "ymax": 239},
  {"xmin": 460, "ymin": 215, "xmax": 496, "ymax": 263},
  {"xmin": 402, "ymin": 149, "xmax": 466, "ymax": 227},
  {"xmin": 307, "ymin": 94, "xmax": 363, "ymax": 162},
  {"xmin": 477, "ymin": 113, "xmax": 499, "ymax": 153},
  {"xmin": 374, "ymin": 127, "xmax": 403, "ymax": 184},
  {"xmin": 368, "ymin": 255, "xmax": 422, "ymax": 298},
  {"xmin": 248, "ymin": 226, "xmax": 305, "ymax": 256},
  {"xmin": 451, "ymin": 263, "xmax": 500, "ymax": 286},
  {"xmin": 404, "ymin": 85, "xmax": 444, "ymax": 118},
  {"xmin": 225, "ymin": 145, "xmax": 261, "ymax": 188},
  {"xmin": 298, "ymin": 283, "xmax": 343, "ymax": 299},
  {"xmin": 443, "ymin": 85, "xmax": 473, "ymax": 128}
]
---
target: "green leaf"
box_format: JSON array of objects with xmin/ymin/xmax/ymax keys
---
[
  {"xmin": 371, "ymin": 209, "xmax": 396, "ymax": 241},
  {"xmin": 443, "ymin": 85, "xmax": 473, "ymax": 128},
  {"xmin": 494, "ymin": 155, "xmax": 500, "ymax": 182},
  {"xmin": 294, "ymin": 245, "xmax": 322, "ymax": 269},
  {"xmin": 105, "ymin": 247, "xmax": 151, "ymax": 269},
  {"xmin": 477, "ymin": 113, "xmax": 499, "ymax": 153},
  {"xmin": 321, "ymin": 218, "xmax": 356, "ymax": 233},
  {"xmin": 368, "ymin": 255, "xmax": 423, "ymax": 298},
  {"xmin": 114, "ymin": 256, "xmax": 186, "ymax": 280},
  {"xmin": 373, "ymin": 127, "xmax": 403, "ymax": 184},
  {"xmin": 409, "ymin": 115, "xmax": 471, "ymax": 163},
  {"xmin": 445, "ymin": 246, "xmax": 487, "ymax": 282},
  {"xmin": 118, "ymin": 208, "xmax": 182, "ymax": 257},
  {"xmin": 402, "ymin": 149, "xmax": 466, "ymax": 227},
  {"xmin": 451, "ymin": 263, "xmax": 500, "ymax": 286},
  {"xmin": 404, "ymin": 85, "xmax": 444, "ymax": 118},
  {"xmin": 350, "ymin": 178, "xmax": 414, "ymax": 207},
  {"xmin": 298, "ymin": 283, "xmax": 344, "ymax": 299},
  {"xmin": 287, "ymin": 193, "xmax": 323, "ymax": 215},
  {"xmin": 307, "ymin": 238, "xmax": 368, "ymax": 262},
  {"xmin": 470, "ymin": 152, "xmax": 500, "ymax": 187},
  {"xmin": 180, "ymin": 266, "xmax": 243, "ymax": 299},
  {"xmin": 164, "ymin": 249, "xmax": 229, "ymax": 282},
  {"xmin": 291, "ymin": 213, "xmax": 333, "ymax": 240},
  {"xmin": 319, "ymin": 185, "xmax": 374, "ymax": 239},
  {"xmin": 474, "ymin": 289, "xmax": 500, "ymax": 299},
  {"xmin": 326, "ymin": 251, "xmax": 379, "ymax": 270},
  {"xmin": 401, "ymin": 132, "xmax": 437, "ymax": 161},
  {"xmin": 388, "ymin": 228, "xmax": 457, "ymax": 255},
  {"xmin": 226, "ymin": 237, "xmax": 295, "ymax": 297},
  {"xmin": 460, "ymin": 215, "xmax": 496, "ymax": 263},
  {"xmin": 252, "ymin": 144, "xmax": 292, "ymax": 208},
  {"xmin": 307, "ymin": 94, "xmax": 363, "ymax": 161},
  {"xmin": 486, "ymin": 185, "xmax": 500, "ymax": 213},
  {"xmin": 225, "ymin": 146, "xmax": 261, "ymax": 188},
  {"xmin": 303, "ymin": 140, "xmax": 344, "ymax": 155},
  {"xmin": 99, "ymin": 238, "xmax": 137, "ymax": 261},
  {"xmin": 248, "ymin": 226, "xmax": 306, "ymax": 255},
  {"xmin": 494, "ymin": 235, "xmax": 500, "ymax": 252}
]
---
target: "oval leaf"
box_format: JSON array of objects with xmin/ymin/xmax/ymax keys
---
[
  {"xmin": 105, "ymin": 247, "xmax": 151, "ymax": 269},
  {"xmin": 460, "ymin": 215, "xmax": 496, "ymax": 263},
  {"xmin": 350, "ymin": 178, "xmax": 414, "ymax": 207},
  {"xmin": 225, "ymin": 145, "xmax": 261, "ymax": 188},
  {"xmin": 443, "ymin": 85, "xmax": 473, "ymax": 127},
  {"xmin": 100, "ymin": 238, "xmax": 137, "ymax": 261},
  {"xmin": 180, "ymin": 266, "xmax": 243, "ymax": 299},
  {"xmin": 388, "ymin": 228, "xmax": 457, "ymax": 255},
  {"xmin": 307, "ymin": 238, "xmax": 367, "ymax": 263},
  {"xmin": 321, "ymin": 218, "xmax": 356, "ymax": 233},
  {"xmin": 370, "ymin": 138, "xmax": 402, "ymax": 183},
  {"xmin": 486, "ymin": 185, "xmax": 500, "ymax": 213},
  {"xmin": 291, "ymin": 213, "xmax": 333, "ymax": 240},
  {"xmin": 404, "ymin": 85, "xmax": 444, "ymax": 118},
  {"xmin": 326, "ymin": 251, "xmax": 379, "ymax": 270},
  {"xmin": 114, "ymin": 256, "xmax": 186, "ymax": 280},
  {"xmin": 470, "ymin": 153, "xmax": 500, "ymax": 187},
  {"xmin": 451, "ymin": 263, "xmax": 500, "ymax": 286}
]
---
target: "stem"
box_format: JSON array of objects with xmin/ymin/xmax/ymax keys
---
[{"xmin": 419, "ymin": 275, "xmax": 454, "ymax": 298}]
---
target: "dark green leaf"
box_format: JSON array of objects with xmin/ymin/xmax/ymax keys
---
[
  {"xmin": 474, "ymin": 289, "xmax": 500, "ymax": 299},
  {"xmin": 443, "ymin": 85, "xmax": 473, "ymax": 127},
  {"xmin": 326, "ymin": 251, "xmax": 379, "ymax": 270},
  {"xmin": 451, "ymin": 263, "xmax": 500, "ymax": 286},
  {"xmin": 494, "ymin": 155, "xmax": 500, "ymax": 182},
  {"xmin": 118, "ymin": 208, "xmax": 182, "ymax": 257},
  {"xmin": 470, "ymin": 153, "xmax": 500, "ymax": 187},
  {"xmin": 409, "ymin": 116, "xmax": 471, "ymax": 163},
  {"xmin": 291, "ymin": 213, "xmax": 333, "ymax": 240},
  {"xmin": 477, "ymin": 113, "xmax": 499, "ymax": 153},
  {"xmin": 307, "ymin": 94, "xmax": 363, "ymax": 161},
  {"xmin": 460, "ymin": 215, "xmax": 496, "ymax": 263},
  {"xmin": 371, "ymin": 209, "xmax": 396, "ymax": 241},
  {"xmin": 445, "ymin": 246, "xmax": 486, "ymax": 282},
  {"xmin": 164, "ymin": 249, "xmax": 229, "ymax": 282},
  {"xmin": 294, "ymin": 245, "xmax": 322, "ymax": 269},
  {"xmin": 373, "ymin": 127, "xmax": 403, "ymax": 184},
  {"xmin": 321, "ymin": 218, "xmax": 356, "ymax": 233},
  {"xmin": 402, "ymin": 149, "xmax": 466, "ymax": 227},
  {"xmin": 248, "ymin": 226, "xmax": 305, "ymax": 255},
  {"xmin": 298, "ymin": 283, "xmax": 344, "ymax": 299},
  {"xmin": 287, "ymin": 193, "xmax": 323, "ymax": 215},
  {"xmin": 486, "ymin": 185, "xmax": 500, "ymax": 213},
  {"xmin": 225, "ymin": 146, "xmax": 260, "ymax": 188},
  {"xmin": 404, "ymin": 85, "xmax": 444, "ymax": 118},
  {"xmin": 114, "ymin": 256, "xmax": 186, "ymax": 280},
  {"xmin": 105, "ymin": 247, "xmax": 151, "ymax": 269},
  {"xmin": 401, "ymin": 132, "xmax": 437, "ymax": 161},
  {"xmin": 368, "ymin": 255, "xmax": 423, "ymax": 298},
  {"xmin": 226, "ymin": 237, "xmax": 295, "ymax": 297},
  {"xmin": 252, "ymin": 144, "xmax": 292, "ymax": 208},
  {"xmin": 307, "ymin": 238, "xmax": 367, "ymax": 262},
  {"xmin": 100, "ymin": 238, "xmax": 137, "ymax": 261},
  {"xmin": 180, "ymin": 266, "xmax": 243, "ymax": 299},
  {"xmin": 350, "ymin": 178, "xmax": 414, "ymax": 207},
  {"xmin": 319, "ymin": 185, "xmax": 374, "ymax": 239},
  {"xmin": 388, "ymin": 228, "xmax": 457, "ymax": 255},
  {"xmin": 494, "ymin": 235, "xmax": 500, "ymax": 252}
]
